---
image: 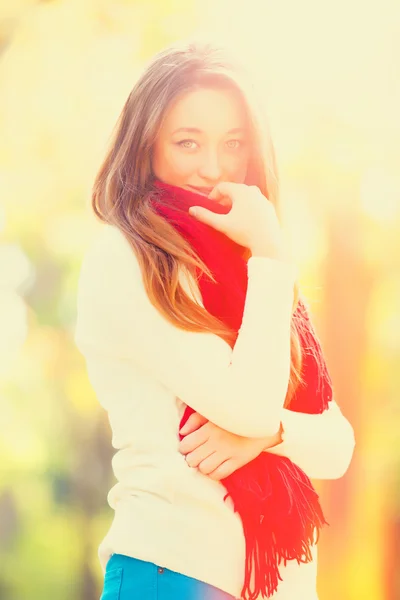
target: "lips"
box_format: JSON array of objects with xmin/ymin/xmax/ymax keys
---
[{"xmin": 187, "ymin": 185, "xmax": 214, "ymax": 195}]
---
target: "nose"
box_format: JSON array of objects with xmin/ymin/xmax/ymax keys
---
[{"xmin": 198, "ymin": 148, "xmax": 222, "ymax": 182}]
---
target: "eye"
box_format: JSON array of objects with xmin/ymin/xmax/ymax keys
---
[
  {"xmin": 226, "ymin": 139, "xmax": 244, "ymax": 149},
  {"xmin": 177, "ymin": 140, "xmax": 198, "ymax": 149}
]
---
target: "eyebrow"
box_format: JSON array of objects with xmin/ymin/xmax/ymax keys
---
[{"xmin": 171, "ymin": 127, "xmax": 246, "ymax": 135}]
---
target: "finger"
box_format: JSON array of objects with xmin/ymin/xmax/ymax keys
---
[
  {"xmin": 208, "ymin": 181, "xmax": 244, "ymax": 201},
  {"xmin": 197, "ymin": 452, "xmax": 227, "ymax": 475},
  {"xmin": 188, "ymin": 206, "xmax": 227, "ymax": 232},
  {"xmin": 185, "ymin": 444, "xmax": 215, "ymax": 468},
  {"xmin": 179, "ymin": 425, "xmax": 210, "ymax": 454},
  {"xmin": 180, "ymin": 412, "xmax": 208, "ymax": 436},
  {"xmin": 207, "ymin": 459, "xmax": 237, "ymax": 481},
  {"xmin": 207, "ymin": 187, "xmax": 232, "ymax": 208},
  {"xmin": 214, "ymin": 195, "xmax": 232, "ymax": 208}
]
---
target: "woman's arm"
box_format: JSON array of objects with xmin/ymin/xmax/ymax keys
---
[
  {"xmin": 75, "ymin": 224, "xmax": 297, "ymax": 438},
  {"xmin": 178, "ymin": 400, "xmax": 355, "ymax": 481},
  {"xmin": 264, "ymin": 400, "xmax": 355, "ymax": 479}
]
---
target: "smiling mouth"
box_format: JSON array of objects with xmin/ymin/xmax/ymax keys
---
[{"xmin": 187, "ymin": 185, "xmax": 214, "ymax": 195}]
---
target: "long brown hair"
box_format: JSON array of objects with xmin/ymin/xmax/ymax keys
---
[{"xmin": 92, "ymin": 40, "xmax": 304, "ymax": 406}]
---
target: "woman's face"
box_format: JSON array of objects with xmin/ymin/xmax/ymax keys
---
[{"xmin": 152, "ymin": 86, "xmax": 250, "ymax": 196}]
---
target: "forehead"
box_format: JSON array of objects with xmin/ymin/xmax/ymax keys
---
[{"xmin": 161, "ymin": 86, "xmax": 248, "ymax": 134}]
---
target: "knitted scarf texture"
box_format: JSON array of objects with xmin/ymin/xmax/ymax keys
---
[{"xmin": 151, "ymin": 180, "xmax": 333, "ymax": 599}]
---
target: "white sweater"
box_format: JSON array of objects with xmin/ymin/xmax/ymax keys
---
[{"xmin": 74, "ymin": 223, "xmax": 355, "ymax": 600}]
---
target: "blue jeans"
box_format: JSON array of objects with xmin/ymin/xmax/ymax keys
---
[{"xmin": 100, "ymin": 553, "xmax": 237, "ymax": 599}]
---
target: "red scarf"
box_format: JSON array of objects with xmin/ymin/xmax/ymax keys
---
[{"xmin": 151, "ymin": 180, "xmax": 332, "ymax": 599}]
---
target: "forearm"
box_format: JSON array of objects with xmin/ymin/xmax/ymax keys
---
[{"xmin": 263, "ymin": 401, "xmax": 356, "ymax": 480}]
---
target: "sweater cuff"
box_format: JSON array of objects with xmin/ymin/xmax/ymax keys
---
[{"xmin": 247, "ymin": 256, "xmax": 299, "ymax": 286}]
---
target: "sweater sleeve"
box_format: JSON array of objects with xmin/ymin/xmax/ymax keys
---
[
  {"xmin": 75, "ymin": 225, "xmax": 298, "ymax": 438},
  {"xmin": 265, "ymin": 400, "xmax": 356, "ymax": 479}
]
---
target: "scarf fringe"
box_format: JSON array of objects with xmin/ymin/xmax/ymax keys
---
[{"xmin": 223, "ymin": 453, "xmax": 329, "ymax": 599}]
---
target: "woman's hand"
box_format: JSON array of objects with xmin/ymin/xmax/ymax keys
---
[
  {"xmin": 188, "ymin": 182, "xmax": 288, "ymax": 261},
  {"xmin": 178, "ymin": 412, "xmax": 283, "ymax": 480}
]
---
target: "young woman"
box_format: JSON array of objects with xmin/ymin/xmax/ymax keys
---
[{"xmin": 75, "ymin": 41, "xmax": 355, "ymax": 600}]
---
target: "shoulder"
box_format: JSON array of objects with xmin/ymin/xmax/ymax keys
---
[
  {"xmin": 78, "ymin": 224, "xmax": 143, "ymax": 290},
  {"xmin": 81, "ymin": 224, "xmax": 138, "ymax": 269},
  {"xmin": 75, "ymin": 224, "xmax": 150, "ymax": 334},
  {"xmin": 75, "ymin": 224, "xmax": 148, "ymax": 353},
  {"xmin": 76, "ymin": 222, "xmax": 203, "ymax": 323}
]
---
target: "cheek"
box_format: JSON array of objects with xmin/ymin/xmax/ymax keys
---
[
  {"xmin": 153, "ymin": 144, "xmax": 197, "ymax": 180},
  {"xmin": 223, "ymin": 152, "xmax": 249, "ymax": 183}
]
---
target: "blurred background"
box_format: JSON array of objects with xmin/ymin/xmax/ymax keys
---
[{"xmin": 0, "ymin": 0, "xmax": 399, "ymax": 598}]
